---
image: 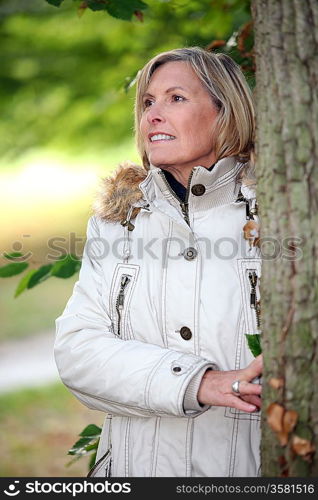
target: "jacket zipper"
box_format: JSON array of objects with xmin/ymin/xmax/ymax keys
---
[
  {"xmin": 248, "ymin": 271, "xmax": 261, "ymax": 329},
  {"xmin": 115, "ymin": 274, "xmax": 131, "ymax": 337},
  {"xmin": 160, "ymin": 169, "xmax": 195, "ymax": 226}
]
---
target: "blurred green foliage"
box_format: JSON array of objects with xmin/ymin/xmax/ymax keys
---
[
  {"xmin": 0, "ymin": 0, "xmax": 251, "ymax": 161},
  {"xmin": 46, "ymin": 0, "xmax": 148, "ymax": 21},
  {"xmin": 0, "ymin": 381, "xmax": 104, "ymax": 476}
]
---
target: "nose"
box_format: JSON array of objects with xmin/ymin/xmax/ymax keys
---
[{"xmin": 146, "ymin": 102, "xmax": 165, "ymax": 124}]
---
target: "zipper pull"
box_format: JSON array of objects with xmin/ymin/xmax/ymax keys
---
[
  {"xmin": 248, "ymin": 271, "xmax": 257, "ymax": 308},
  {"xmin": 246, "ymin": 200, "xmax": 251, "ymax": 220},
  {"xmin": 118, "ymin": 275, "xmax": 130, "ymax": 308}
]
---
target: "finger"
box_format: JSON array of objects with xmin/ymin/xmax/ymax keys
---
[
  {"xmin": 241, "ymin": 394, "xmax": 262, "ymax": 408},
  {"xmin": 244, "ymin": 355, "xmax": 263, "ymax": 380},
  {"xmin": 238, "ymin": 380, "xmax": 262, "ymax": 396},
  {"xmin": 228, "ymin": 395, "xmax": 257, "ymax": 413}
]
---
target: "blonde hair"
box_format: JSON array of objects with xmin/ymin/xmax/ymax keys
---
[{"xmin": 134, "ymin": 47, "xmax": 255, "ymax": 170}]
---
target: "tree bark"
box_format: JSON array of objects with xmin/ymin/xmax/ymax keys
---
[{"xmin": 252, "ymin": 0, "xmax": 318, "ymax": 476}]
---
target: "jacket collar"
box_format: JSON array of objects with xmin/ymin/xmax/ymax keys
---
[
  {"xmin": 93, "ymin": 157, "xmax": 256, "ymax": 224},
  {"xmin": 140, "ymin": 156, "xmax": 248, "ymax": 212}
]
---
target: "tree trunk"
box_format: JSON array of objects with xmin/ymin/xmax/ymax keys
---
[{"xmin": 252, "ymin": 0, "xmax": 318, "ymax": 477}]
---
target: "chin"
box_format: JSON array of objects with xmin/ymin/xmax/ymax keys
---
[{"xmin": 148, "ymin": 155, "xmax": 167, "ymax": 167}]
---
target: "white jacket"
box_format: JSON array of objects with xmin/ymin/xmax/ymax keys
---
[{"xmin": 54, "ymin": 156, "xmax": 262, "ymax": 477}]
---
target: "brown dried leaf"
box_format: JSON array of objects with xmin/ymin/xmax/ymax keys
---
[
  {"xmin": 237, "ymin": 21, "xmax": 253, "ymax": 55},
  {"xmin": 243, "ymin": 220, "xmax": 260, "ymax": 247},
  {"xmin": 266, "ymin": 403, "xmax": 284, "ymax": 433},
  {"xmin": 277, "ymin": 431, "xmax": 289, "ymax": 446},
  {"xmin": 283, "ymin": 410, "xmax": 298, "ymax": 434},
  {"xmin": 206, "ymin": 40, "xmax": 226, "ymax": 51},
  {"xmin": 269, "ymin": 377, "xmax": 285, "ymax": 389},
  {"xmin": 291, "ymin": 435, "xmax": 315, "ymax": 457}
]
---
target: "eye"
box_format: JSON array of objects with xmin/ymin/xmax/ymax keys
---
[
  {"xmin": 143, "ymin": 99, "xmax": 154, "ymax": 109},
  {"xmin": 172, "ymin": 95, "xmax": 185, "ymax": 102}
]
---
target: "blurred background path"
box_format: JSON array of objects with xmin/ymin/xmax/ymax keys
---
[{"xmin": 0, "ymin": 331, "xmax": 59, "ymax": 393}]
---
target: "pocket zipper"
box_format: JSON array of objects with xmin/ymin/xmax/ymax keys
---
[
  {"xmin": 115, "ymin": 274, "xmax": 131, "ymax": 337},
  {"xmin": 87, "ymin": 448, "xmax": 112, "ymax": 477},
  {"xmin": 248, "ymin": 271, "xmax": 261, "ymax": 329}
]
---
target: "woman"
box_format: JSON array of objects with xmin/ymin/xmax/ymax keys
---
[{"xmin": 54, "ymin": 47, "xmax": 263, "ymax": 477}]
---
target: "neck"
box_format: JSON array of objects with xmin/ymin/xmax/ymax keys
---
[
  {"xmin": 159, "ymin": 165, "xmax": 192, "ymax": 187},
  {"xmin": 157, "ymin": 158, "xmax": 217, "ymax": 187}
]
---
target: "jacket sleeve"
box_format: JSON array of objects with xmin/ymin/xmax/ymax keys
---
[{"xmin": 54, "ymin": 216, "xmax": 217, "ymax": 419}]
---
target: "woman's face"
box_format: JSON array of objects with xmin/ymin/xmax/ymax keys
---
[{"xmin": 140, "ymin": 61, "xmax": 219, "ymax": 174}]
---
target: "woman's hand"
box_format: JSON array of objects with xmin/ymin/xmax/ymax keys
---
[{"xmin": 197, "ymin": 354, "xmax": 263, "ymax": 413}]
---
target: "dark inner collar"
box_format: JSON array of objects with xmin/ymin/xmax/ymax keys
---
[{"xmin": 162, "ymin": 163, "xmax": 215, "ymax": 202}]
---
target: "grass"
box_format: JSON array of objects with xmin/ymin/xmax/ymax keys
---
[{"xmin": 0, "ymin": 382, "xmax": 104, "ymax": 477}]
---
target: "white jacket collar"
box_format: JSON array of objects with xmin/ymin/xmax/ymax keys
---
[{"xmin": 139, "ymin": 156, "xmax": 245, "ymax": 211}]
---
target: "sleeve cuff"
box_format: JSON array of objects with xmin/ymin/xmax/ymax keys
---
[{"xmin": 183, "ymin": 366, "xmax": 215, "ymax": 413}]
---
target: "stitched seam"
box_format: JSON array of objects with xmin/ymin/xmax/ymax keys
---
[
  {"xmin": 205, "ymin": 163, "xmax": 243, "ymax": 192},
  {"xmin": 193, "ymin": 236, "xmax": 200, "ymax": 356},
  {"xmin": 151, "ymin": 417, "xmax": 161, "ymax": 477},
  {"xmin": 122, "ymin": 265, "xmax": 140, "ymax": 340},
  {"xmin": 144, "ymin": 351, "xmax": 172, "ymax": 410},
  {"xmin": 65, "ymin": 383, "xmax": 160, "ymax": 414},
  {"xmin": 161, "ymin": 220, "xmax": 172, "ymax": 348},
  {"xmin": 185, "ymin": 418, "xmax": 193, "ymax": 477},
  {"xmin": 124, "ymin": 418, "xmax": 130, "ymax": 477},
  {"xmin": 109, "ymin": 264, "xmax": 123, "ymax": 336},
  {"xmin": 228, "ymin": 415, "xmax": 239, "ymax": 476}
]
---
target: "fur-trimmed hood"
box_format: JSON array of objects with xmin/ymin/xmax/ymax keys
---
[
  {"xmin": 92, "ymin": 159, "xmax": 256, "ymax": 224},
  {"xmin": 92, "ymin": 161, "xmax": 148, "ymax": 223}
]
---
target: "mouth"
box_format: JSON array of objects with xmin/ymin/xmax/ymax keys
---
[{"xmin": 149, "ymin": 133, "xmax": 176, "ymax": 143}]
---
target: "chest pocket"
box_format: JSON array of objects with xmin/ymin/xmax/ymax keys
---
[
  {"xmin": 237, "ymin": 258, "xmax": 261, "ymax": 335},
  {"xmin": 223, "ymin": 258, "xmax": 262, "ymax": 422},
  {"xmin": 109, "ymin": 264, "xmax": 140, "ymax": 340}
]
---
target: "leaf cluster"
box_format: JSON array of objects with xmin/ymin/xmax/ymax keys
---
[
  {"xmin": 0, "ymin": 252, "xmax": 81, "ymax": 297},
  {"xmin": 67, "ymin": 423, "xmax": 102, "ymax": 469}
]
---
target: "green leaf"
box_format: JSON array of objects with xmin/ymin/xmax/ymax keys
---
[
  {"xmin": 14, "ymin": 270, "xmax": 37, "ymax": 298},
  {"xmin": 68, "ymin": 423, "xmax": 101, "ymax": 462},
  {"xmin": 86, "ymin": 0, "xmax": 108, "ymax": 11},
  {"xmin": 27, "ymin": 264, "xmax": 54, "ymax": 289},
  {"xmin": 3, "ymin": 252, "xmax": 25, "ymax": 260},
  {"xmin": 88, "ymin": 450, "xmax": 97, "ymax": 469},
  {"xmin": 50, "ymin": 254, "xmax": 81, "ymax": 279},
  {"xmin": 245, "ymin": 334, "xmax": 262, "ymax": 357},
  {"xmin": 104, "ymin": 0, "xmax": 148, "ymax": 21},
  {"xmin": 68, "ymin": 437, "xmax": 93, "ymax": 455},
  {"xmin": 0, "ymin": 262, "xmax": 29, "ymax": 278},
  {"xmin": 46, "ymin": 0, "xmax": 65, "ymax": 6},
  {"xmin": 79, "ymin": 424, "xmax": 102, "ymax": 437},
  {"xmin": 14, "ymin": 265, "xmax": 53, "ymax": 296}
]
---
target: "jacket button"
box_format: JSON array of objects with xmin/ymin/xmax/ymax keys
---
[
  {"xmin": 180, "ymin": 326, "xmax": 192, "ymax": 340},
  {"xmin": 183, "ymin": 247, "xmax": 198, "ymax": 261},
  {"xmin": 191, "ymin": 184, "xmax": 206, "ymax": 196}
]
